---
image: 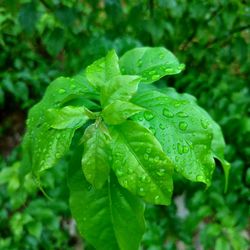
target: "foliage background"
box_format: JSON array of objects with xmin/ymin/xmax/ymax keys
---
[{"xmin": 0, "ymin": 0, "xmax": 249, "ymax": 249}]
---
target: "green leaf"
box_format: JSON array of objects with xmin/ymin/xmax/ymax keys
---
[
  {"xmin": 132, "ymin": 89, "xmax": 223, "ymax": 186},
  {"xmin": 102, "ymin": 100, "xmax": 145, "ymax": 125},
  {"xmin": 110, "ymin": 121, "xmax": 173, "ymax": 205},
  {"xmin": 100, "ymin": 75, "xmax": 141, "ymax": 107},
  {"xmin": 86, "ymin": 50, "xmax": 121, "ymax": 90},
  {"xmin": 119, "ymin": 47, "xmax": 185, "ymax": 84},
  {"xmin": 81, "ymin": 124, "xmax": 111, "ymax": 189},
  {"xmin": 43, "ymin": 76, "xmax": 95, "ymax": 105},
  {"xmin": 46, "ymin": 106, "xmax": 90, "ymax": 129},
  {"xmin": 43, "ymin": 28, "xmax": 65, "ymax": 56},
  {"xmin": 22, "ymin": 77, "xmax": 93, "ymax": 175},
  {"xmin": 68, "ymin": 148, "xmax": 145, "ymax": 250},
  {"xmin": 18, "ymin": 2, "xmax": 39, "ymax": 33}
]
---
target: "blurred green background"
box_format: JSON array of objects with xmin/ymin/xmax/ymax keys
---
[{"xmin": 0, "ymin": 0, "xmax": 249, "ymax": 249}]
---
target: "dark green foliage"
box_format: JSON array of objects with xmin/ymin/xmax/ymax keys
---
[{"xmin": 0, "ymin": 0, "xmax": 249, "ymax": 249}]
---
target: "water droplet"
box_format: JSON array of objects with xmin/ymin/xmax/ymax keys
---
[
  {"xmin": 176, "ymin": 111, "xmax": 188, "ymax": 118},
  {"xmin": 159, "ymin": 123, "xmax": 166, "ymax": 130},
  {"xmin": 138, "ymin": 116, "xmax": 143, "ymax": 121},
  {"xmin": 154, "ymin": 156, "xmax": 160, "ymax": 163},
  {"xmin": 149, "ymin": 70, "xmax": 156, "ymax": 75},
  {"xmin": 154, "ymin": 195, "xmax": 160, "ymax": 202},
  {"xmin": 162, "ymin": 108, "xmax": 174, "ymax": 118},
  {"xmin": 55, "ymin": 153, "xmax": 60, "ymax": 159},
  {"xmin": 183, "ymin": 145, "xmax": 189, "ymax": 153},
  {"xmin": 165, "ymin": 68, "xmax": 174, "ymax": 74},
  {"xmin": 196, "ymin": 175, "xmax": 204, "ymax": 182},
  {"xmin": 137, "ymin": 59, "xmax": 142, "ymax": 67},
  {"xmin": 149, "ymin": 126, "xmax": 156, "ymax": 135},
  {"xmin": 144, "ymin": 111, "xmax": 155, "ymax": 121},
  {"xmin": 70, "ymin": 84, "xmax": 76, "ymax": 89},
  {"xmin": 156, "ymin": 168, "xmax": 166, "ymax": 176},
  {"xmin": 121, "ymin": 67, "xmax": 125, "ymax": 73},
  {"xmin": 138, "ymin": 187, "xmax": 145, "ymax": 196},
  {"xmin": 144, "ymin": 154, "xmax": 149, "ymax": 160},
  {"xmin": 159, "ymin": 53, "xmax": 164, "ymax": 59},
  {"xmin": 146, "ymin": 148, "xmax": 151, "ymax": 154},
  {"xmin": 179, "ymin": 121, "xmax": 188, "ymax": 131},
  {"xmin": 141, "ymin": 77, "xmax": 148, "ymax": 82},
  {"xmin": 174, "ymin": 102, "xmax": 181, "ymax": 107},
  {"xmin": 201, "ymin": 119, "xmax": 209, "ymax": 129},
  {"xmin": 128, "ymin": 168, "xmax": 133, "ymax": 174},
  {"xmin": 122, "ymin": 180, "xmax": 128, "ymax": 188},
  {"xmin": 116, "ymin": 170, "xmax": 124, "ymax": 177},
  {"xmin": 58, "ymin": 88, "xmax": 66, "ymax": 94},
  {"xmin": 178, "ymin": 63, "xmax": 185, "ymax": 71},
  {"xmin": 151, "ymin": 74, "xmax": 160, "ymax": 80},
  {"xmin": 177, "ymin": 143, "xmax": 189, "ymax": 154}
]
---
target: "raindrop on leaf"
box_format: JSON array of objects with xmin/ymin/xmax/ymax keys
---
[
  {"xmin": 179, "ymin": 121, "xmax": 188, "ymax": 131},
  {"xmin": 162, "ymin": 108, "xmax": 174, "ymax": 118}
]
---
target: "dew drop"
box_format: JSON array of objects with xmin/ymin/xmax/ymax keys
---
[
  {"xmin": 159, "ymin": 123, "xmax": 166, "ymax": 130},
  {"xmin": 162, "ymin": 108, "xmax": 174, "ymax": 118},
  {"xmin": 144, "ymin": 111, "xmax": 155, "ymax": 121},
  {"xmin": 165, "ymin": 68, "xmax": 174, "ymax": 74},
  {"xmin": 128, "ymin": 168, "xmax": 133, "ymax": 174},
  {"xmin": 137, "ymin": 59, "xmax": 142, "ymax": 67},
  {"xmin": 178, "ymin": 63, "xmax": 185, "ymax": 71},
  {"xmin": 149, "ymin": 70, "xmax": 156, "ymax": 75},
  {"xmin": 179, "ymin": 121, "xmax": 188, "ymax": 131},
  {"xmin": 201, "ymin": 119, "xmax": 209, "ymax": 129},
  {"xmin": 177, "ymin": 143, "xmax": 183, "ymax": 154},
  {"xmin": 122, "ymin": 180, "xmax": 128, "ymax": 188},
  {"xmin": 156, "ymin": 168, "xmax": 166, "ymax": 176},
  {"xmin": 55, "ymin": 153, "xmax": 61, "ymax": 159},
  {"xmin": 183, "ymin": 145, "xmax": 189, "ymax": 153},
  {"xmin": 144, "ymin": 154, "xmax": 149, "ymax": 160},
  {"xmin": 154, "ymin": 156, "xmax": 160, "ymax": 163},
  {"xmin": 70, "ymin": 84, "xmax": 76, "ymax": 89},
  {"xmin": 176, "ymin": 111, "xmax": 188, "ymax": 118},
  {"xmin": 58, "ymin": 88, "xmax": 66, "ymax": 94},
  {"xmin": 149, "ymin": 126, "xmax": 156, "ymax": 135},
  {"xmin": 116, "ymin": 170, "xmax": 124, "ymax": 177},
  {"xmin": 151, "ymin": 74, "xmax": 160, "ymax": 80},
  {"xmin": 138, "ymin": 116, "xmax": 143, "ymax": 121},
  {"xmin": 159, "ymin": 53, "xmax": 164, "ymax": 59},
  {"xmin": 138, "ymin": 187, "xmax": 145, "ymax": 196},
  {"xmin": 146, "ymin": 147, "xmax": 152, "ymax": 154},
  {"xmin": 196, "ymin": 175, "xmax": 204, "ymax": 182},
  {"xmin": 154, "ymin": 195, "xmax": 160, "ymax": 202}
]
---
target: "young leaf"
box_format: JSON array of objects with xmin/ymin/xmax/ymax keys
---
[
  {"xmin": 81, "ymin": 124, "xmax": 111, "ymax": 189},
  {"xmin": 119, "ymin": 47, "xmax": 185, "ymax": 84},
  {"xmin": 68, "ymin": 148, "xmax": 145, "ymax": 250},
  {"xmin": 43, "ymin": 76, "xmax": 94, "ymax": 105},
  {"xmin": 100, "ymin": 75, "xmax": 141, "ymax": 107},
  {"xmin": 86, "ymin": 50, "xmax": 121, "ymax": 90},
  {"xmin": 21, "ymin": 76, "xmax": 94, "ymax": 175},
  {"xmin": 132, "ymin": 90, "xmax": 217, "ymax": 186},
  {"xmin": 110, "ymin": 121, "xmax": 173, "ymax": 205},
  {"xmin": 102, "ymin": 100, "xmax": 145, "ymax": 125},
  {"xmin": 46, "ymin": 106, "xmax": 90, "ymax": 129}
]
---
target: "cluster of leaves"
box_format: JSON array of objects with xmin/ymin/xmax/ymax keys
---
[
  {"xmin": 21, "ymin": 47, "xmax": 230, "ymax": 250},
  {"xmin": 0, "ymin": 149, "xmax": 74, "ymax": 250},
  {"xmin": 0, "ymin": 0, "xmax": 249, "ymax": 249}
]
